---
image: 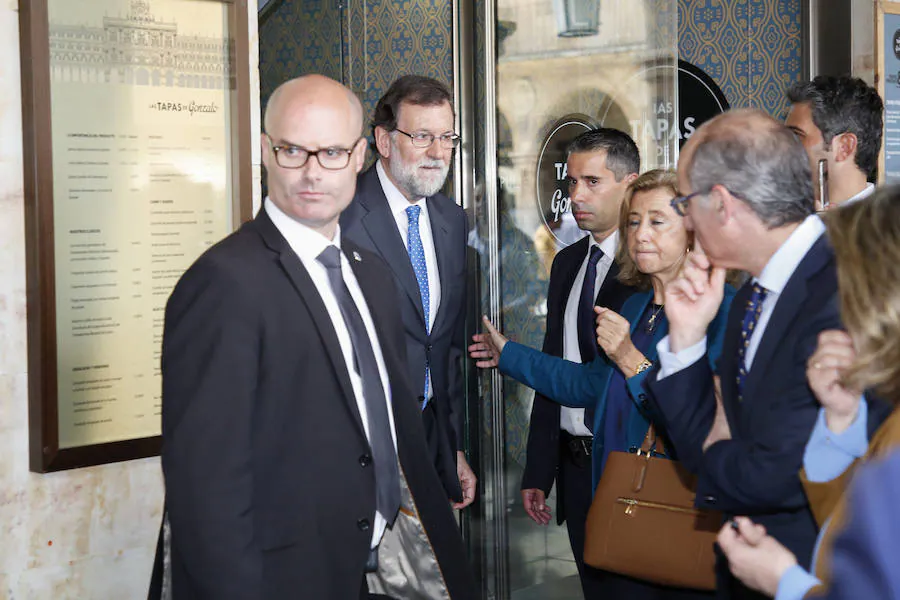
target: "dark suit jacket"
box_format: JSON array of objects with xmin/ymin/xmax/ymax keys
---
[
  {"xmin": 646, "ymin": 234, "xmax": 838, "ymax": 593},
  {"xmin": 519, "ymin": 236, "xmax": 632, "ymax": 524},
  {"xmin": 158, "ymin": 208, "xmax": 475, "ymax": 599},
  {"xmin": 341, "ymin": 165, "xmax": 468, "ymax": 501}
]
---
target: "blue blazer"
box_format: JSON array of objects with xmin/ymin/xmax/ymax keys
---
[
  {"xmin": 646, "ymin": 234, "xmax": 839, "ymax": 576},
  {"xmin": 826, "ymin": 449, "xmax": 900, "ymax": 599},
  {"xmin": 499, "ymin": 286, "xmax": 735, "ymax": 492}
]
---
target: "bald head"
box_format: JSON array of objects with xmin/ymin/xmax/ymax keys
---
[
  {"xmin": 264, "ymin": 74, "xmax": 364, "ymax": 138},
  {"xmin": 680, "ymin": 108, "xmax": 814, "ymax": 228},
  {"xmin": 260, "ymin": 74, "xmax": 368, "ymax": 239}
]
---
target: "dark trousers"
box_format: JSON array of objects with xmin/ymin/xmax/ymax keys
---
[
  {"xmin": 559, "ymin": 434, "xmax": 608, "ymax": 598},
  {"xmin": 560, "ymin": 434, "xmax": 714, "ymax": 600}
]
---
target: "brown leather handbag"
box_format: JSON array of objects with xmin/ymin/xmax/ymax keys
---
[{"xmin": 583, "ymin": 425, "xmax": 722, "ymax": 590}]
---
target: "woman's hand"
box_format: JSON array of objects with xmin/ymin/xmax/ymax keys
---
[
  {"xmin": 806, "ymin": 330, "xmax": 863, "ymax": 434},
  {"xmin": 595, "ymin": 307, "xmax": 645, "ymax": 376},
  {"xmin": 468, "ymin": 316, "xmax": 509, "ymax": 368},
  {"xmin": 717, "ymin": 516, "xmax": 798, "ymax": 597}
]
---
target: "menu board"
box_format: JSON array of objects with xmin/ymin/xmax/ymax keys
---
[
  {"xmin": 48, "ymin": 0, "xmax": 235, "ymax": 448},
  {"xmin": 882, "ymin": 11, "xmax": 900, "ymax": 184}
]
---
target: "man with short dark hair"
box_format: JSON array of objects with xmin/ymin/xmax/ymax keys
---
[
  {"xmin": 341, "ymin": 75, "xmax": 476, "ymax": 508},
  {"xmin": 785, "ymin": 75, "xmax": 883, "ymax": 208},
  {"xmin": 519, "ymin": 127, "xmax": 638, "ymax": 597}
]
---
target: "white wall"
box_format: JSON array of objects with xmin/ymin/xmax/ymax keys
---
[{"xmin": 0, "ymin": 1, "xmax": 260, "ymax": 597}]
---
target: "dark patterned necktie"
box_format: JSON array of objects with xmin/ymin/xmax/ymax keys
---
[
  {"xmin": 736, "ymin": 282, "xmax": 768, "ymax": 401},
  {"xmin": 317, "ymin": 245, "xmax": 401, "ymax": 524},
  {"xmin": 576, "ymin": 245, "xmax": 604, "ymax": 432}
]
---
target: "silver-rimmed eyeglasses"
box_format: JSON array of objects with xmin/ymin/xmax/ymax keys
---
[{"xmin": 394, "ymin": 129, "xmax": 461, "ymax": 149}]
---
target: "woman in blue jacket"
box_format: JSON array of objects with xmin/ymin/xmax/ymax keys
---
[{"xmin": 470, "ymin": 169, "xmax": 735, "ymax": 599}]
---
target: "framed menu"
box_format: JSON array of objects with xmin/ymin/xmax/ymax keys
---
[
  {"xmin": 877, "ymin": 1, "xmax": 900, "ymax": 184},
  {"xmin": 20, "ymin": 0, "xmax": 252, "ymax": 472}
]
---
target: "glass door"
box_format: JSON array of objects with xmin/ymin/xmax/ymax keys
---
[{"xmin": 460, "ymin": 1, "xmax": 678, "ymax": 598}]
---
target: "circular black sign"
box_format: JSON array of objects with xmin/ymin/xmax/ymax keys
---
[
  {"xmin": 677, "ymin": 60, "xmax": 729, "ymax": 148},
  {"xmin": 533, "ymin": 62, "xmax": 728, "ymax": 248},
  {"xmin": 534, "ymin": 114, "xmax": 596, "ymax": 245}
]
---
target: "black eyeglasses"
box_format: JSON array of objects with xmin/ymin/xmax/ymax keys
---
[
  {"xmin": 266, "ymin": 134, "xmax": 359, "ymax": 170},
  {"xmin": 670, "ymin": 186, "xmax": 745, "ymax": 216},
  {"xmin": 394, "ymin": 129, "xmax": 461, "ymax": 149}
]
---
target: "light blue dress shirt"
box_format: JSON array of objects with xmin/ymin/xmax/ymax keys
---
[{"xmin": 775, "ymin": 397, "xmax": 869, "ymax": 600}]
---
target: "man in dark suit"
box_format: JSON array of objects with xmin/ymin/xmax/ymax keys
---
[
  {"xmin": 157, "ymin": 74, "xmax": 475, "ymax": 599},
  {"xmin": 646, "ymin": 109, "xmax": 842, "ymax": 599},
  {"xmin": 519, "ymin": 128, "xmax": 638, "ymax": 597},
  {"xmin": 785, "ymin": 75, "xmax": 882, "ymax": 208},
  {"xmin": 341, "ymin": 76, "xmax": 476, "ymax": 508}
]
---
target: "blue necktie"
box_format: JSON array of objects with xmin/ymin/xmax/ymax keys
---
[
  {"xmin": 576, "ymin": 245, "xmax": 604, "ymax": 432},
  {"xmin": 406, "ymin": 205, "xmax": 430, "ymax": 408},
  {"xmin": 317, "ymin": 245, "xmax": 401, "ymax": 524},
  {"xmin": 736, "ymin": 283, "xmax": 768, "ymax": 401}
]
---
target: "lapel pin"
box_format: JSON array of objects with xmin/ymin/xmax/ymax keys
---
[{"xmin": 352, "ymin": 251, "xmax": 362, "ymax": 262}]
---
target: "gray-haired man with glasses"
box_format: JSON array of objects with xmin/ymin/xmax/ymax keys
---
[{"xmin": 341, "ymin": 75, "xmax": 476, "ymax": 510}]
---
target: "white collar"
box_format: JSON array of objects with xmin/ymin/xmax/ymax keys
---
[
  {"xmin": 376, "ymin": 160, "xmax": 425, "ymax": 217},
  {"xmin": 591, "ymin": 230, "xmax": 619, "ymax": 259},
  {"xmin": 841, "ymin": 182, "xmax": 875, "ymax": 206},
  {"xmin": 264, "ymin": 197, "xmax": 340, "ymax": 262},
  {"xmin": 755, "ymin": 214, "xmax": 826, "ymax": 295}
]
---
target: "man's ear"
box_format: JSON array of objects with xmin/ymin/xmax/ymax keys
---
[
  {"xmin": 260, "ymin": 133, "xmax": 272, "ymax": 169},
  {"xmin": 352, "ymin": 137, "xmax": 368, "ymax": 173},
  {"xmin": 374, "ymin": 126, "xmax": 392, "ymax": 160},
  {"xmin": 711, "ymin": 184, "xmax": 736, "ymax": 224},
  {"xmin": 832, "ymin": 132, "xmax": 858, "ymax": 164},
  {"xmin": 623, "ymin": 172, "xmax": 639, "ymax": 186}
]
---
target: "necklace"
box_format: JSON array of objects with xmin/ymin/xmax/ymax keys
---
[{"xmin": 646, "ymin": 303, "xmax": 665, "ymax": 333}]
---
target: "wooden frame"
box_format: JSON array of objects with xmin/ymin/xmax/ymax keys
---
[
  {"xmin": 19, "ymin": 0, "xmax": 252, "ymax": 472},
  {"xmin": 876, "ymin": 0, "xmax": 900, "ymax": 184}
]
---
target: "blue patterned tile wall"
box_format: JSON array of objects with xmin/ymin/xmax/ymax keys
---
[
  {"xmin": 258, "ymin": 0, "xmax": 343, "ymax": 115},
  {"xmin": 679, "ymin": 0, "xmax": 803, "ymax": 117},
  {"xmin": 259, "ymin": 0, "xmax": 454, "ymax": 130}
]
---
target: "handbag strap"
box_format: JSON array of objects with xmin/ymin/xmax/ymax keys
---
[{"xmin": 638, "ymin": 424, "xmax": 668, "ymax": 457}]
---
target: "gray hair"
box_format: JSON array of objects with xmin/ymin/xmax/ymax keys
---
[{"xmin": 687, "ymin": 110, "xmax": 814, "ymax": 228}]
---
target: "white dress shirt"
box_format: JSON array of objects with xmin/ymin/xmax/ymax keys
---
[
  {"xmin": 841, "ymin": 182, "xmax": 875, "ymax": 206},
  {"xmin": 657, "ymin": 214, "xmax": 826, "ymax": 378},
  {"xmin": 376, "ymin": 160, "xmax": 441, "ymax": 399},
  {"xmin": 266, "ymin": 198, "xmax": 398, "ymax": 548},
  {"xmin": 560, "ymin": 231, "xmax": 619, "ymax": 436}
]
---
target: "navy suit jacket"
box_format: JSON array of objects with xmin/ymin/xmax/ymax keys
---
[
  {"xmin": 646, "ymin": 234, "xmax": 840, "ymax": 580},
  {"xmin": 503, "ymin": 287, "xmax": 734, "ymax": 492},
  {"xmin": 519, "ymin": 236, "xmax": 632, "ymax": 524},
  {"xmin": 341, "ymin": 165, "xmax": 468, "ymax": 501},
  {"xmin": 825, "ymin": 449, "xmax": 900, "ymax": 599}
]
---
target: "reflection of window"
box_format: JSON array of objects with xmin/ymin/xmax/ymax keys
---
[{"xmin": 552, "ymin": 0, "xmax": 600, "ymax": 37}]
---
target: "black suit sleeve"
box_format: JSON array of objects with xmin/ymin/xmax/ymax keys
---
[
  {"xmin": 447, "ymin": 209, "xmax": 469, "ymax": 451},
  {"xmin": 649, "ymin": 311, "xmax": 835, "ymax": 515},
  {"xmin": 161, "ymin": 260, "xmax": 262, "ymax": 599}
]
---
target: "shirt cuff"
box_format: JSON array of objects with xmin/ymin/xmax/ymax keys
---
[
  {"xmin": 656, "ymin": 335, "xmax": 707, "ymax": 380},
  {"xmin": 803, "ymin": 396, "xmax": 869, "ymax": 483},
  {"xmin": 775, "ymin": 564, "xmax": 820, "ymax": 600}
]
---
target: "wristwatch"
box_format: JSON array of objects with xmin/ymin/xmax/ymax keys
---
[{"xmin": 633, "ymin": 358, "xmax": 654, "ymax": 376}]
